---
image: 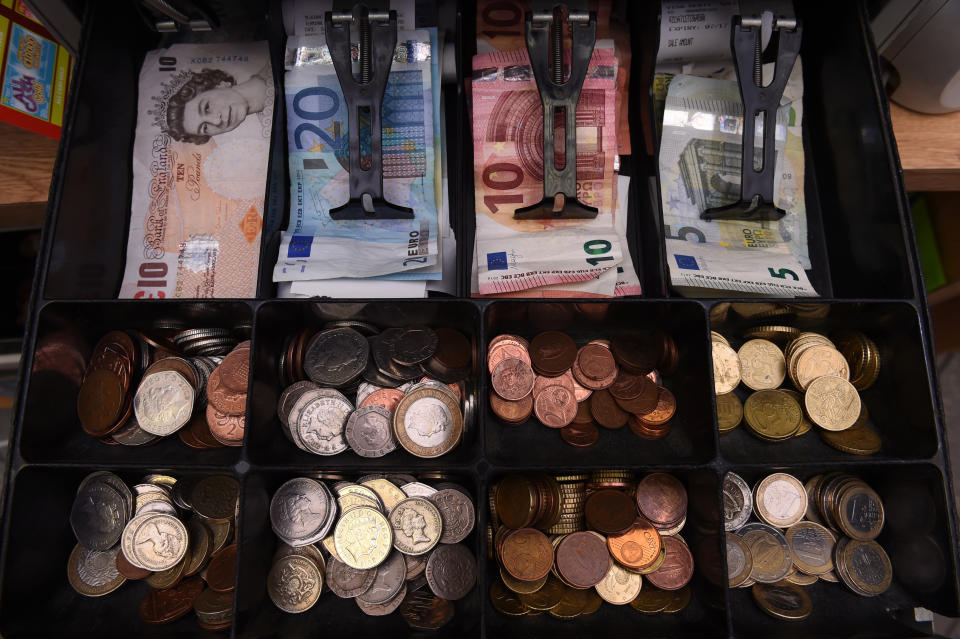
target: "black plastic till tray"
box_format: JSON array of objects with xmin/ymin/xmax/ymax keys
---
[{"xmin": 2, "ymin": 1, "xmax": 957, "ymax": 638}]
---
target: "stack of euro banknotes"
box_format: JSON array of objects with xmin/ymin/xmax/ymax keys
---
[
  {"xmin": 273, "ymin": 0, "xmax": 454, "ymax": 298},
  {"xmin": 470, "ymin": 0, "xmax": 641, "ymax": 298}
]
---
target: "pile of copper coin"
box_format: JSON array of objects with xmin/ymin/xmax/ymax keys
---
[
  {"xmin": 75, "ymin": 323, "xmax": 250, "ymax": 448},
  {"xmin": 489, "ymin": 471, "xmax": 694, "ymax": 618},
  {"xmin": 276, "ymin": 322, "xmax": 472, "ymax": 458},
  {"xmin": 724, "ymin": 471, "xmax": 892, "ymax": 622},
  {"xmin": 267, "ymin": 473, "xmax": 477, "ymax": 630},
  {"xmin": 487, "ymin": 331, "xmax": 678, "ymax": 446},
  {"xmin": 67, "ymin": 472, "xmax": 239, "ymax": 630}
]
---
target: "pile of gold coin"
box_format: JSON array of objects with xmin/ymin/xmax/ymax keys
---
[
  {"xmin": 712, "ymin": 328, "xmax": 881, "ymax": 454},
  {"xmin": 724, "ymin": 471, "xmax": 892, "ymax": 621},
  {"xmin": 67, "ymin": 472, "xmax": 239, "ymax": 630},
  {"xmin": 489, "ymin": 471, "xmax": 695, "ymax": 619},
  {"xmin": 267, "ymin": 473, "xmax": 476, "ymax": 629}
]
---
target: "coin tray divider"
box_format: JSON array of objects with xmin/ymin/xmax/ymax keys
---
[{"xmin": 4, "ymin": 0, "xmax": 959, "ymax": 637}]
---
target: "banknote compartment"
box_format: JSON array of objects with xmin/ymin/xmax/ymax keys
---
[
  {"xmin": 248, "ymin": 300, "xmax": 482, "ymax": 467},
  {"xmin": 18, "ymin": 300, "xmax": 252, "ymax": 465},
  {"xmin": 40, "ymin": 0, "xmax": 286, "ymax": 300},
  {"xmin": 725, "ymin": 463, "xmax": 960, "ymax": 638},
  {"xmin": 482, "ymin": 466, "xmax": 727, "ymax": 638},
  {"xmin": 483, "ymin": 300, "xmax": 715, "ymax": 466},
  {"xmin": 0, "ymin": 466, "xmax": 242, "ymax": 639},
  {"xmin": 234, "ymin": 468, "xmax": 483, "ymax": 638},
  {"xmin": 642, "ymin": 1, "xmax": 918, "ymax": 299},
  {"xmin": 710, "ymin": 301, "xmax": 940, "ymax": 464},
  {"xmin": 456, "ymin": 2, "xmax": 648, "ymax": 299}
]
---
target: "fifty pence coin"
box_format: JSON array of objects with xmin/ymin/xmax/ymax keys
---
[
  {"xmin": 134, "ymin": 370, "xmax": 195, "ymax": 436},
  {"xmin": 304, "ymin": 328, "xmax": 368, "ymax": 387},
  {"xmin": 70, "ymin": 478, "xmax": 128, "ymax": 551},
  {"xmin": 270, "ymin": 478, "xmax": 333, "ymax": 546}
]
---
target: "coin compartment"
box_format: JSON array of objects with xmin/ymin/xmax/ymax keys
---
[
  {"xmin": 639, "ymin": 1, "xmax": 918, "ymax": 299},
  {"xmin": 234, "ymin": 469, "xmax": 482, "ymax": 638},
  {"xmin": 482, "ymin": 467, "xmax": 726, "ymax": 637},
  {"xmin": 710, "ymin": 301, "xmax": 939, "ymax": 463},
  {"xmin": 0, "ymin": 466, "xmax": 242, "ymax": 638},
  {"xmin": 483, "ymin": 300, "xmax": 714, "ymax": 466},
  {"xmin": 17, "ymin": 301, "xmax": 252, "ymax": 466},
  {"xmin": 248, "ymin": 300, "xmax": 482, "ymax": 467},
  {"xmin": 725, "ymin": 463, "xmax": 959, "ymax": 638}
]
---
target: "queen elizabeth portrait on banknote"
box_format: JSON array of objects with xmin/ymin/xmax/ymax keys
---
[{"xmin": 160, "ymin": 63, "xmax": 272, "ymax": 143}]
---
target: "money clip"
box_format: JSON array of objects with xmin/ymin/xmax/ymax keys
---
[
  {"xmin": 514, "ymin": 1, "xmax": 599, "ymax": 221},
  {"xmin": 701, "ymin": 1, "xmax": 801, "ymax": 223},
  {"xmin": 325, "ymin": 1, "xmax": 414, "ymax": 220}
]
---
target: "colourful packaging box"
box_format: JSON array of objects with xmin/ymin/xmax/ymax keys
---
[{"xmin": 0, "ymin": 0, "xmax": 72, "ymax": 139}]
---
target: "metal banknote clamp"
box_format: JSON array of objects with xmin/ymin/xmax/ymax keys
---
[
  {"xmin": 136, "ymin": 0, "xmax": 218, "ymax": 32},
  {"xmin": 700, "ymin": 0, "xmax": 801, "ymax": 222},
  {"xmin": 325, "ymin": 1, "xmax": 414, "ymax": 220},
  {"xmin": 514, "ymin": 0, "xmax": 599, "ymax": 220}
]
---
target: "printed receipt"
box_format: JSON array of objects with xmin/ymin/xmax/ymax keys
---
[{"xmin": 657, "ymin": 1, "xmax": 738, "ymax": 65}]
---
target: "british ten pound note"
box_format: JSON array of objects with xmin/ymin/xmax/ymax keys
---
[{"xmin": 119, "ymin": 42, "xmax": 274, "ymax": 298}]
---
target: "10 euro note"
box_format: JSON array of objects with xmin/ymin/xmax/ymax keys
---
[
  {"xmin": 471, "ymin": 48, "xmax": 631, "ymax": 296},
  {"xmin": 273, "ymin": 34, "xmax": 439, "ymax": 282},
  {"xmin": 475, "ymin": 0, "xmax": 631, "ymax": 156},
  {"xmin": 119, "ymin": 42, "xmax": 275, "ymax": 298},
  {"xmin": 474, "ymin": 175, "xmax": 641, "ymax": 297},
  {"xmin": 658, "ymin": 73, "xmax": 816, "ymax": 297}
]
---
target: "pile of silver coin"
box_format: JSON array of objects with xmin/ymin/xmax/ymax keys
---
[
  {"xmin": 268, "ymin": 473, "xmax": 478, "ymax": 624},
  {"xmin": 168, "ymin": 326, "xmax": 247, "ymax": 356},
  {"xmin": 277, "ymin": 324, "xmax": 472, "ymax": 459},
  {"xmin": 67, "ymin": 472, "xmax": 240, "ymax": 628}
]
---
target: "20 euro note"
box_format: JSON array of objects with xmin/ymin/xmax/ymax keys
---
[
  {"xmin": 273, "ymin": 34, "xmax": 439, "ymax": 282},
  {"xmin": 119, "ymin": 42, "xmax": 275, "ymax": 298},
  {"xmin": 658, "ymin": 72, "xmax": 816, "ymax": 297},
  {"xmin": 472, "ymin": 48, "xmax": 636, "ymax": 296}
]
